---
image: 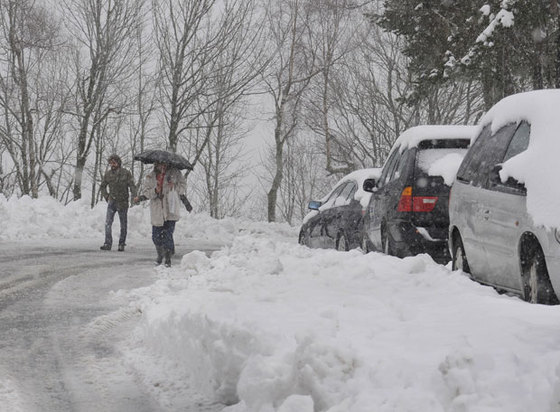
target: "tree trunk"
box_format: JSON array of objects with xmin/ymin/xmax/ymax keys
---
[
  {"xmin": 73, "ymin": 149, "xmax": 87, "ymax": 201},
  {"xmin": 556, "ymin": 11, "xmax": 560, "ymax": 88},
  {"xmin": 267, "ymin": 136, "xmax": 284, "ymax": 223}
]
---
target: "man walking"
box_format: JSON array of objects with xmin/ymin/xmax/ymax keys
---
[{"xmin": 100, "ymin": 154, "xmax": 137, "ymax": 252}]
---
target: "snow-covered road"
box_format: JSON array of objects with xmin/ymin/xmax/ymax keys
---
[
  {"xmin": 4, "ymin": 197, "xmax": 560, "ymax": 411},
  {"xmin": 0, "ymin": 239, "xmax": 223, "ymax": 412}
]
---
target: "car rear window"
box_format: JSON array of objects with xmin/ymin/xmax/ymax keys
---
[
  {"xmin": 415, "ymin": 139, "xmax": 470, "ymax": 188},
  {"xmin": 416, "ymin": 148, "xmax": 468, "ymax": 174},
  {"xmin": 417, "ymin": 138, "xmax": 470, "ymax": 150}
]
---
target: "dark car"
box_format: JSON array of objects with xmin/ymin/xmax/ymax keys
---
[
  {"xmin": 362, "ymin": 125, "xmax": 475, "ymax": 262},
  {"xmin": 449, "ymin": 90, "xmax": 560, "ymax": 304},
  {"xmin": 299, "ymin": 168, "xmax": 381, "ymax": 251}
]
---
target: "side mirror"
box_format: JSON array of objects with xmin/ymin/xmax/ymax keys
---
[
  {"xmin": 308, "ymin": 200, "xmax": 322, "ymax": 210},
  {"xmin": 489, "ymin": 164, "xmax": 502, "ymax": 185},
  {"xmin": 363, "ymin": 178, "xmax": 377, "ymax": 193}
]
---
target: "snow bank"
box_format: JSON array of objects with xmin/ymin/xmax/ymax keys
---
[
  {"xmin": 0, "ymin": 193, "xmax": 272, "ymax": 247},
  {"xmin": 128, "ymin": 232, "xmax": 560, "ymax": 412}
]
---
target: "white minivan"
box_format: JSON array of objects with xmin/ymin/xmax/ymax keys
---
[{"xmin": 449, "ymin": 89, "xmax": 560, "ymax": 304}]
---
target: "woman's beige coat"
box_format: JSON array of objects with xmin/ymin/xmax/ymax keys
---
[{"xmin": 142, "ymin": 167, "xmax": 187, "ymax": 227}]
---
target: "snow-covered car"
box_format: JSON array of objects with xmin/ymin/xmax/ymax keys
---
[
  {"xmin": 362, "ymin": 125, "xmax": 476, "ymax": 263},
  {"xmin": 299, "ymin": 168, "xmax": 381, "ymax": 251},
  {"xmin": 449, "ymin": 89, "xmax": 560, "ymax": 305}
]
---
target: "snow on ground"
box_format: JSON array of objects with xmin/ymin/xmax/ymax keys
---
[{"xmin": 3, "ymin": 194, "xmax": 560, "ymax": 411}]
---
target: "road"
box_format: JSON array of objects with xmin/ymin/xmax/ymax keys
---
[{"xmin": 0, "ymin": 239, "xmax": 224, "ymax": 412}]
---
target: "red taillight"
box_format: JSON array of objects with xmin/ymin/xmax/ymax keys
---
[
  {"xmin": 397, "ymin": 186, "xmax": 413, "ymax": 212},
  {"xmin": 397, "ymin": 186, "xmax": 437, "ymax": 213},
  {"xmin": 413, "ymin": 196, "xmax": 438, "ymax": 212}
]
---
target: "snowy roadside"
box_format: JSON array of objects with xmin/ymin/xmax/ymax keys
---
[
  {"xmin": 3, "ymin": 195, "xmax": 560, "ymax": 412},
  {"xmin": 123, "ymin": 233, "xmax": 560, "ymax": 412}
]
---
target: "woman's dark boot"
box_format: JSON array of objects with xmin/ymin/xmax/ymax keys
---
[
  {"xmin": 156, "ymin": 246, "xmax": 164, "ymax": 265},
  {"xmin": 164, "ymin": 249, "xmax": 172, "ymax": 267}
]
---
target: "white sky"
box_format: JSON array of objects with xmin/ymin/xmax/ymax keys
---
[{"xmin": 2, "ymin": 195, "xmax": 560, "ymax": 411}]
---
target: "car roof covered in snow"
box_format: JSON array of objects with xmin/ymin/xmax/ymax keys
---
[{"xmin": 393, "ymin": 125, "xmax": 478, "ymax": 153}]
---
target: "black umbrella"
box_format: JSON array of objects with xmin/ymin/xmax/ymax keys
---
[{"xmin": 134, "ymin": 150, "xmax": 193, "ymax": 170}]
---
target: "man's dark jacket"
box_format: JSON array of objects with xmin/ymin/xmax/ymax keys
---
[{"xmin": 100, "ymin": 167, "xmax": 137, "ymax": 210}]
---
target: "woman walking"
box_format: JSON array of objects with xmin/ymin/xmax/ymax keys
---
[{"xmin": 135, "ymin": 161, "xmax": 187, "ymax": 267}]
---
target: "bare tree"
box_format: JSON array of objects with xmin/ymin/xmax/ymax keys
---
[
  {"xmin": 303, "ymin": 0, "xmax": 362, "ymax": 177},
  {"xmin": 324, "ymin": 18, "xmax": 483, "ymax": 171},
  {"xmin": 128, "ymin": 16, "xmax": 158, "ymax": 191},
  {"xmin": 263, "ymin": 0, "xmax": 320, "ymax": 222},
  {"xmin": 89, "ymin": 4, "xmax": 156, "ymax": 208},
  {"xmin": 60, "ymin": 0, "xmax": 144, "ymax": 201},
  {"xmin": 0, "ymin": 0, "xmax": 60, "ymax": 197},
  {"xmin": 277, "ymin": 133, "xmax": 334, "ymax": 224},
  {"xmin": 196, "ymin": 106, "xmax": 250, "ymax": 218},
  {"xmin": 31, "ymin": 47, "xmax": 74, "ymax": 199},
  {"xmin": 153, "ymin": 0, "xmax": 266, "ymax": 166}
]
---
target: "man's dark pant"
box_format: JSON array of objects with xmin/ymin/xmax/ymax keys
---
[
  {"xmin": 104, "ymin": 200, "xmax": 128, "ymax": 247},
  {"xmin": 152, "ymin": 220, "xmax": 176, "ymax": 252}
]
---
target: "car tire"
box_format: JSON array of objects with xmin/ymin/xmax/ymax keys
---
[
  {"xmin": 451, "ymin": 233, "xmax": 470, "ymax": 273},
  {"xmin": 298, "ymin": 229, "xmax": 308, "ymax": 246},
  {"xmin": 381, "ymin": 225, "xmax": 392, "ymax": 256},
  {"xmin": 337, "ymin": 233, "xmax": 348, "ymax": 252},
  {"xmin": 522, "ymin": 245, "xmax": 559, "ymax": 305},
  {"xmin": 361, "ymin": 232, "xmax": 370, "ymax": 254}
]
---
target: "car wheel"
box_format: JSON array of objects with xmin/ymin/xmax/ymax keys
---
[
  {"xmin": 361, "ymin": 232, "xmax": 370, "ymax": 254},
  {"xmin": 451, "ymin": 233, "xmax": 470, "ymax": 273},
  {"xmin": 381, "ymin": 225, "xmax": 392, "ymax": 256},
  {"xmin": 337, "ymin": 233, "xmax": 348, "ymax": 252},
  {"xmin": 522, "ymin": 246, "xmax": 558, "ymax": 305},
  {"xmin": 298, "ymin": 229, "xmax": 308, "ymax": 246}
]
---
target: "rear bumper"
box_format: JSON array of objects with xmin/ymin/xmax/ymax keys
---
[{"xmin": 388, "ymin": 221, "xmax": 450, "ymax": 262}]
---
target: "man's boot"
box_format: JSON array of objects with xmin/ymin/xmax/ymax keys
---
[
  {"xmin": 156, "ymin": 246, "xmax": 164, "ymax": 265},
  {"xmin": 164, "ymin": 249, "xmax": 172, "ymax": 267},
  {"xmin": 100, "ymin": 244, "xmax": 111, "ymax": 251}
]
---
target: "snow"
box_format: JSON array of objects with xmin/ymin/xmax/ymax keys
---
[
  {"xmin": 478, "ymin": 89, "xmax": 560, "ymax": 228},
  {"xmin": 392, "ymin": 125, "xmax": 477, "ymax": 153},
  {"xmin": 424, "ymin": 151, "xmax": 467, "ymax": 186},
  {"xmin": 3, "ymin": 195, "xmax": 560, "ymax": 411}
]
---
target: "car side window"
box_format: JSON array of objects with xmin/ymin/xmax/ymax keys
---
[
  {"xmin": 492, "ymin": 121, "xmax": 530, "ymax": 194},
  {"xmin": 378, "ymin": 149, "xmax": 399, "ymax": 187},
  {"xmin": 387, "ymin": 149, "xmax": 405, "ymax": 183},
  {"xmin": 382, "ymin": 149, "xmax": 402, "ymax": 186},
  {"xmin": 394, "ymin": 149, "xmax": 410, "ymax": 181},
  {"xmin": 503, "ymin": 121, "xmax": 530, "ymax": 162},
  {"xmin": 334, "ymin": 182, "xmax": 355, "ymax": 207},
  {"xmin": 477, "ymin": 123, "xmax": 517, "ymax": 188},
  {"xmin": 345, "ymin": 183, "xmax": 358, "ymax": 202},
  {"xmin": 456, "ymin": 124, "xmax": 491, "ymax": 184},
  {"xmin": 321, "ymin": 184, "xmax": 345, "ymax": 209}
]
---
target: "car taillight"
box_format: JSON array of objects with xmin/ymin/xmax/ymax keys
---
[
  {"xmin": 397, "ymin": 186, "xmax": 413, "ymax": 212},
  {"xmin": 397, "ymin": 186, "xmax": 438, "ymax": 213}
]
